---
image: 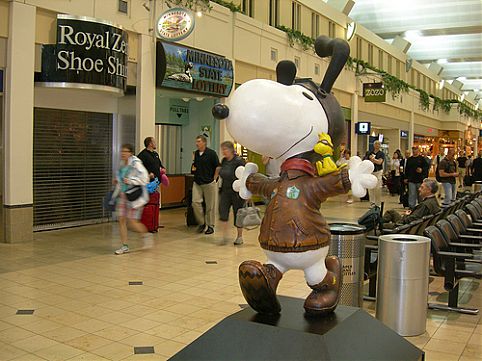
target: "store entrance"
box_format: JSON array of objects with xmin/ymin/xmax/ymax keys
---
[
  {"xmin": 0, "ymin": 93, "xmax": 3, "ymax": 241},
  {"xmin": 33, "ymin": 108, "xmax": 113, "ymax": 230}
]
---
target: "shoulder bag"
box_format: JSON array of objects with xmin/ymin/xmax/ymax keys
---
[{"xmin": 236, "ymin": 201, "xmax": 262, "ymax": 230}]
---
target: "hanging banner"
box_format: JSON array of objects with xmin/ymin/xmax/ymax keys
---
[
  {"xmin": 35, "ymin": 15, "xmax": 128, "ymax": 94},
  {"xmin": 156, "ymin": 42, "xmax": 234, "ymax": 97},
  {"xmin": 363, "ymin": 82, "xmax": 386, "ymax": 102}
]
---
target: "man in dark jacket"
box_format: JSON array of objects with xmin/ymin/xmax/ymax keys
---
[
  {"xmin": 472, "ymin": 150, "xmax": 482, "ymax": 182},
  {"xmin": 405, "ymin": 147, "xmax": 429, "ymax": 209},
  {"xmin": 383, "ymin": 179, "xmax": 440, "ymax": 226},
  {"xmin": 138, "ymin": 137, "xmax": 165, "ymax": 182}
]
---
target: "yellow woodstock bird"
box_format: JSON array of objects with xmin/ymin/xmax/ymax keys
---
[{"xmin": 313, "ymin": 133, "xmax": 346, "ymax": 176}]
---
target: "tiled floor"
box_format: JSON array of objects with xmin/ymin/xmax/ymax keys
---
[{"xmin": 0, "ymin": 194, "xmax": 480, "ymax": 361}]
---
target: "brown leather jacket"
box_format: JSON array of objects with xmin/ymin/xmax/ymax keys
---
[{"xmin": 246, "ymin": 158, "xmax": 351, "ymax": 253}]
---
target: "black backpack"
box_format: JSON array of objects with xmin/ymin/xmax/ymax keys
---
[{"xmin": 358, "ymin": 203, "xmax": 383, "ymax": 233}]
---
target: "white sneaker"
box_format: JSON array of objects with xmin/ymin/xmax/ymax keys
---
[
  {"xmin": 115, "ymin": 245, "xmax": 129, "ymax": 255},
  {"xmin": 142, "ymin": 234, "xmax": 154, "ymax": 249},
  {"xmin": 234, "ymin": 237, "xmax": 244, "ymax": 245}
]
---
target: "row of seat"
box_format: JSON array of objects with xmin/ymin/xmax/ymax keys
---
[
  {"xmin": 363, "ymin": 192, "xmax": 482, "ymax": 315},
  {"xmin": 424, "ymin": 196, "xmax": 482, "ymax": 314}
]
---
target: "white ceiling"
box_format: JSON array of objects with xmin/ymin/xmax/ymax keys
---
[{"xmin": 349, "ymin": 0, "xmax": 482, "ymax": 102}]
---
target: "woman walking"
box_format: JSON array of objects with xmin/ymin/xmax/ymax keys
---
[
  {"xmin": 390, "ymin": 151, "xmax": 402, "ymax": 196},
  {"xmin": 112, "ymin": 144, "xmax": 151, "ymax": 255},
  {"xmin": 218, "ymin": 141, "xmax": 246, "ymax": 245}
]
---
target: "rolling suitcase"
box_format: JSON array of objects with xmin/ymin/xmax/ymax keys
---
[{"xmin": 141, "ymin": 192, "xmax": 160, "ymax": 232}]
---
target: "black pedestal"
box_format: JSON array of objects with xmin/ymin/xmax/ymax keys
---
[{"xmin": 170, "ymin": 296, "xmax": 423, "ymax": 361}]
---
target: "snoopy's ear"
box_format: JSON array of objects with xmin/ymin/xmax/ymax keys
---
[{"xmin": 276, "ymin": 60, "xmax": 297, "ymax": 85}]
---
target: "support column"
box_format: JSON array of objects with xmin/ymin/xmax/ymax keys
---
[
  {"xmin": 3, "ymin": 2, "xmax": 36, "ymax": 243},
  {"xmin": 136, "ymin": 34, "xmax": 156, "ymax": 152},
  {"xmin": 409, "ymin": 111, "xmax": 415, "ymax": 149},
  {"xmin": 350, "ymin": 92, "xmax": 358, "ymax": 156}
]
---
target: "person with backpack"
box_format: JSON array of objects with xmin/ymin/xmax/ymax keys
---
[
  {"xmin": 405, "ymin": 147, "xmax": 428, "ymax": 209},
  {"xmin": 438, "ymin": 149, "xmax": 458, "ymax": 207},
  {"xmin": 112, "ymin": 144, "xmax": 151, "ymax": 255}
]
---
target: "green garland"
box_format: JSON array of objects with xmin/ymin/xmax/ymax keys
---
[
  {"xmin": 416, "ymin": 89, "xmax": 430, "ymax": 111},
  {"xmin": 276, "ymin": 25, "xmax": 315, "ymax": 50},
  {"xmin": 165, "ymin": 0, "xmax": 212, "ymax": 11},
  {"xmin": 274, "ymin": 26, "xmax": 482, "ymax": 120},
  {"xmin": 210, "ymin": 0, "xmax": 241, "ymax": 12}
]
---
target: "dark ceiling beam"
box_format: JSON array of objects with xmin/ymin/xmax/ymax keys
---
[
  {"xmin": 376, "ymin": 25, "xmax": 482, "ymax": 40},
  {"xmin": 418, "ymin": 56, "xmax": 482, "ymax": 64}
]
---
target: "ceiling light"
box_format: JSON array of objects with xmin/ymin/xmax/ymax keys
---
[
  {"xmin": 182, "ymin": 98, "xmax": 190, "ymax": 102},
  {"xmin": 196, "ymin": 11, "xmax": 203, "ymax": 17},
  {"xmin": 457, "ymin": 77, "xmax": 467, "ymax": 81},
  {"xmin": 346, "ymin": 22, "xmax": 357, "ymax": 41},
  {"xmin": 195, "ymin": 97, "xmax": 204, "ymax": 101},
  {"xmin": 403, "ymin": 30, "xmax": 422, "ymax": 42}
]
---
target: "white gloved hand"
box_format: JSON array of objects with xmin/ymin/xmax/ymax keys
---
[
  {"xmin": 232, "ymin": 162, "xmax": 258, "ymax": 200},
  {"xmin": 348, "ymin": 156, "xmax": 378, "ymax": 198}
]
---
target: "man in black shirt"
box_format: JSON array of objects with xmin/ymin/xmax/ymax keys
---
[
  {"xmin": 405, "ymin": 147, "xmax": 428, "ymax": 209},
  {"xmin": 191, "ymin": 135, "xmax": 220, "ymax": 234},
  {"xmin": 138, "ymin": 137, "xmax": 165, "ymax": 182},
  {"xmin": 365, "ymin": 140, "xmax": 385, "ymax": 207},
  {"xmin": 456, "ymin": 151, "xmax": 467, "ymax": 188}
]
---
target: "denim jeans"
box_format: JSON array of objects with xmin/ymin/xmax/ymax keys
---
[
  {"xmin": 408, "ymin": 182, "xmax": 421, "ymax": 209},
  {"xmin": 442, "ymin": 182, "xmax": 456, "ymax": 206}
]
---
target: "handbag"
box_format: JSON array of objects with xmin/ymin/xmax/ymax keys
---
[
  {"xmin": 236, "ymin": 201, "xmax": 262, "ymax": 229},
  {"xmin": 125, "ymin": 185, "xmax": 143, "ymax": 201}
]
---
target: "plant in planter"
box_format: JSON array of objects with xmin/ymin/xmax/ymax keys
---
[
  {"xmin": 416, "ymin": 89, "xmax": 430, "ymax": 111},
  {"xmin": 276, "ymin": 25, "xmax": 315, "ymax": 51},
  {"xmin": 165, "ymin": 0, "xmax": 212, "ymax": 11},
  {"xmin": 211, "ymin": 0, "xmax": 242, "ymax": 12}
]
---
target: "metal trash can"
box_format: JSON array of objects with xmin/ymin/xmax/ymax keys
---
[
  {"xmin": 328, "ymin": 223, "xmax": 366, "ymax": 307},
  {"xmin": 376, "ymin": 235, "xmax": 430, "ymax": 336}
]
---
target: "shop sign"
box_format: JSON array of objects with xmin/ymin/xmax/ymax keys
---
[
  {"xmin": 400, "ymin": 130, "xmax": 409, "ymax": 138},
  {"xmin": 156, "ymin": 42, "xmax": 234, "ymax": 97},
  {"xmin": 355, "ymin": 122, "xmax": 371, "ymax": 135},
  {"xmin": 363, "ymin": 83, "xmax": 386, "ymax": 102},
  {"xmin": 35, "ymin": 15, "xmax": 128, "ymax": 94},
  {"xmin": 168, "ymin": 100, "xmax": 189, "ymax": 124},
  {"xmin": 156, "ymin": 8, "xmax": 195, "ymax": 42},
  {"xmin": 0, "ymin": 69, "xmax": 3, "ymax": 93}
]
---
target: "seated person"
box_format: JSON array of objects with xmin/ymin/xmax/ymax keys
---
[{"xmin": 383, "ymin": 178, "xmax": 440, "ymax": 227}]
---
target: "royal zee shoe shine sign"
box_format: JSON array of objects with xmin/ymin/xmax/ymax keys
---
[{"xmin": 35, "ymin": 15, "xmax": 128, "ymax": 93}]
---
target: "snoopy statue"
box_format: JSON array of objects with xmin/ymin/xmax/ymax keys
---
[{"xmin": 212, "ymin": 36, "xmax": 377, "ymax": 316}]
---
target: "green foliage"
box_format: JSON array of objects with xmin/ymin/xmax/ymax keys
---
[
  {"xmin": 276, "ymin": 25, "xmax": 315, "ymax": 51},
  {"xmin": 165, "ymin": 0, "xmax": 212, "ymax": 11},
  {"xmin": 416, "ymin": 89, "xmax": 430, "ymax": 111},
  {"xmin": 273, "ymin": 27, "xmax": 482, "ymax": 121},
  {"xmin": 211, "ymin": 0, "xmax": 242, "ymax": 12},
  {"xmin": 432, "ymin": 96, "xmax": 452, "ymax": 114}
]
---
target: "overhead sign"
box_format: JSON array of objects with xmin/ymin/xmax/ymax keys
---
[
  {"xmin": 363, "ymin": 82, "xmax": 386, "ymax": 102},
  {"xmin": 400, "ymin": 130, "xmax": 409, "ymax": 138},
  {"xmin": 156, "ymin": 42, "xmax": 234, "ymax": 97},
  {"xmin": 168, "ymin": 99, "xmax": 189, "ymax": 124},
  {"xmin": 156, "ymin": 8, "xmax": 195, "ymax": 42},
  {"xmin": 35, "ymin": 15, "xmax": 128, "ymax": 94},
  {"xmin": 355, "ymin": 122, "xmax": 371, "ymax": 135}
]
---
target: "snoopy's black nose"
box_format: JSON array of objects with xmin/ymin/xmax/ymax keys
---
[{"xmin": 212, "ymin": 103, "xmax": 229, "ymax": 120}]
